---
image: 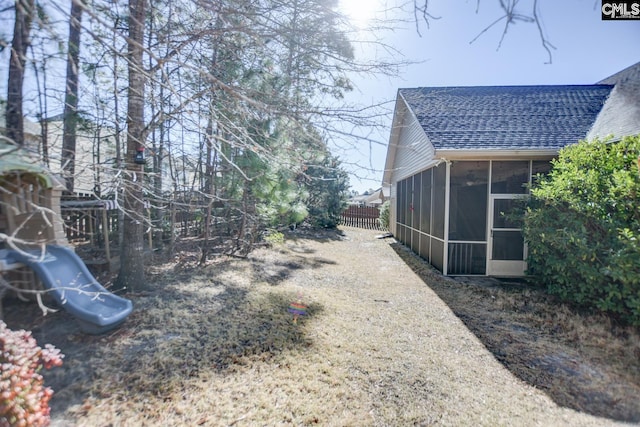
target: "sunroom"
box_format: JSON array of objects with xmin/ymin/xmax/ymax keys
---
[
  {"xmin": 383, "ymin": 83, "xmax": 618, "ymax": 276},
  {"xmin": 394, "ymin": 158, "xmax": 552, "ymax": 276}
]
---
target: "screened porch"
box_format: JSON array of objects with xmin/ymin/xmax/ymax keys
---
[{"xmin": 394, "ymin": 160, "xmax": 551, "ymax": 276}]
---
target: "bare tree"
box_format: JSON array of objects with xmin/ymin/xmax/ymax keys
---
[
  {"xmin": 115, "ymin": 0, "xmax": 146, "ymax": 290},
  {"xmin": 5, "ymin": 0, "xmax": 35, "ymax": 146},
  {"xmin": 414, "ymin": 0, "xmax": 555, "ymax": 63},
  {"xmin": 61, "ymin": 0, "xmax": 85, "ymax": 192}
]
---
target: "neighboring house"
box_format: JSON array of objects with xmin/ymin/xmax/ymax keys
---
[
  {"xmin": 0, "ymin": 102, "xmax": 42, "ymax": 151},
  {"xmin": 0, "ymin": 106, "xmax": 119, "ymax": 197},
  {"xmin": 382, "ymin": 61, "xmax": 640, "ymax": 277},
  {"xmin": 44, "ymin": 115, "xmax": 120, "ymax": 197},
  {"xmin": 364, "ymin": 188, "xmax": 384, "ymax": 207},
  {"xmin": 349, "ymin": 188, "xmax": 385, "ymax": 207},
  {"xmin": 1, "ymin": 108, "xmax": 177, "ymax": 198}
]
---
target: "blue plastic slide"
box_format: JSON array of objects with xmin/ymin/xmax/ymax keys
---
[{"xmin": 4, "ymin": 245, "xmax": 133, "ymax": 334}]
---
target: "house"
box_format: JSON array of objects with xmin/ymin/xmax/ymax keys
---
[
  {"xmin": 1, "ymin": 108, "xmax": 178, "ymax": 198},
  {"xmin": 349, "ymin": 188, "xmax": 385, "ymax": 207},
  {"xmin": 0, "ymin": 106, "xmax": 119, "ymax": 197},
  {"xmin": 382, "ymin": 62, "xmax": 640, "ymax": 277},
  {"xmin": 43, "ymin": 114, "xmax": 120, "ymax": 197}
]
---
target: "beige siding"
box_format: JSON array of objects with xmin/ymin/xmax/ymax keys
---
[
  {"xmin": 45, "ymin": 121, "xmax": 119, "ymax": 196},
  {"xmin": 389, "ymin": 195, "xmax": 397, "ymax": 235},
  {"xmin": 588, "ymin": 82, "xmax": 640, "ymax": 141},
  {"xmin": 387, "ymin": 107, "xmax": 436, "ymax": 235},
  {"xmin": 590, "ymin": 62, "xmax": 640, "ymax": 140},
  {"xmin": 392, "ymin": 116, "xmax": 435, "ymax": 183}
]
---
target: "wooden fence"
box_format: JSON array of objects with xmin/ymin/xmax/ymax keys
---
[
  {"xmin": 340, "ymin": 205, "xmax": 385, "ymax": 230},
  {"xmin": 59, "ymin": 199, "xmax": 386, "ymax": 246}
]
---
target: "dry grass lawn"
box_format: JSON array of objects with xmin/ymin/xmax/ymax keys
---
[{"xmin": 3, "ymin": 227, "xmax": 640, "ymax": 426}]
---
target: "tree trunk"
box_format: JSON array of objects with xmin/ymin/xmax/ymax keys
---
[
  {"xmin": 5, "ymin": 0, "xmax": 35, "ymax": 146},
  {"xmin": 61, "ymin": 0, "xmax": 84, "ymax": 193},
  {"xmin": 199, "ymin": 114, "xmax": 215, "ymax": 266},
  {"xmin": 111, "ymin": 15, "xmax": 125, "ymax": 255},
  {"xmin": 116, "ymin": 0, "xmax": 147, "ymax": 291}
]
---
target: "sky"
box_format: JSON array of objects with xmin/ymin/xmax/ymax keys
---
[{"xmin": 337, "ymin": 0, "xmax": 640, "ymax": 194}]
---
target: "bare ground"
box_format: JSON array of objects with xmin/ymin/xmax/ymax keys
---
[{"xmin": 2, "ymin": 226, "xmax": 640, "ymax": 426}]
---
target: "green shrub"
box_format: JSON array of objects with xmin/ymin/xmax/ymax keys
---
[
  {"xmin": 524, "ymin": 136, "xmax": 640, "ymax": 324},
  {"xmin": 379, "ymin": 200, "xmax": 390, "ymax": 230},
  {"xmin": 263, "ymin": 229, "xmax": 285, "ymax": 245},
  {"xmin": 0, "ymin": 321, "xmax": 64, "ymax": 427}
]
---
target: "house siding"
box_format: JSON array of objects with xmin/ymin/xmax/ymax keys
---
[
  {"xmin": 387, "ymin": 101, "xmax": 437, "ymax": 235},
  {"xmin": 392, "ymin": 105, "xmax": 436, "ymax": 183},
  {"xmin": 588, "ymin": 82, "xmax": 640, "ymax": 140}
]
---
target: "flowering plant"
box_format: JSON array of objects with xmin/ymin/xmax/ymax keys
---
[{"xmin": 1, "ymin": 321, "xmax": 64, "ymax": 427}]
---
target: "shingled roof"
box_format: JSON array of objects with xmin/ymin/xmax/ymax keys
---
[{"xmin": 399, "ymin": 85, "xmax": 613, "ymax": 150}]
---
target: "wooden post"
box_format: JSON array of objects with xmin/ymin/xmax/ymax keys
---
[
  {"xmin": 102, "ymin": 208, "xmax": 111, "ymax": 263},
  {"xmin": 88, "ymin": 209, "xmax": 95, "ymax": 245}
]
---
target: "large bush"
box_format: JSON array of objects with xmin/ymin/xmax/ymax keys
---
[
  {"xmin": 524, "ymin": 136, "xmax": 640, "ymax": 325},
  {"xmin": 379, "ymin": 200, "xmax": 390, "ymax": 230}
]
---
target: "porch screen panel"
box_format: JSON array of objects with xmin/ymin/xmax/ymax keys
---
[
  {"xmin": 407, "ymin": 176, "xmax": 414, "ymax": 229},
  {"xmin": 412, "ymin": 172, "xmax": 421, "ymax": 229},
  {"xmin": 432, "ymin": 163, "xmax": 446, "ymax": 239},
  {"xmin": 491, "ymin": 161, "xmax": 529, "ymax": 194},
  {"xmin": 449, "ymin": 161, "xmax": 488, "ymax": 241},
  {"xmin": 492, "ymin": 231, "xmax": 524, "ymax": 260},
  {"xmin": 493, "ymin": 199, "xmax": 523, "ymax": 229},
  {"xmin": 448, "ymin": 243, "xmax": 486, "ymax": 275},
  {"xmin": 431, "ymin": 239, "xmax": 444, "ymax": 272},
  {"xmin": 532, "ymin": 160, "xmax": 552, "ymax": 186},
  {"xmin": 396, "ymin": 179, "xmax": 406, "ymax": 244},
  {"xmin": 397, "ymin": 179, "xmax": 406, "ymax": 225},
  {"xmin": 411, "ymin": 230, "xmax": 420, "ymax": 253},
  {"xmin": 420, "ymin": 169, "xmax": 431, "ymax": 234},
  {"xmin": 419, "ymin": 234, "xmax": 430, "ymax": 261},
  {"xmin": 397, "ymin": 224, "xmax": 405, "ymax": 244}
]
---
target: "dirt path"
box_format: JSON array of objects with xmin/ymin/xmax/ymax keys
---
[
  {"xmin": 3, "ymin": 227, "xmax": 636, "ymax": 426},
  {"xmin": 273, "ymin": 228, "xmax": 630, "ymax": 426}
]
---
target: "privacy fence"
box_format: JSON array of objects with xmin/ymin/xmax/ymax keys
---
[
  {"xmin": 339, "ymin": 205, "xmax": 385, "ymax": 231},
  {"xmin": 60, "ymin": 196, "xmax": 248, "ymax": 248},
  {"xmin": 60, "ymin": 198, "xmax": 387, "ymax": 249}
]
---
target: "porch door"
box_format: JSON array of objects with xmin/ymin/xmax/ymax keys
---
[{"xmin": 488, "ymin": 195, "xmax": 527, "ymax": 276}]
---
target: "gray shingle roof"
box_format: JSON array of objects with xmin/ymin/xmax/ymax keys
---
[{"xmin": 399, "ymin": 85, "xmax": 613, "ymax": 150}]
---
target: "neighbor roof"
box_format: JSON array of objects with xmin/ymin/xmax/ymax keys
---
[{"xmin": 399, "ymin": 85, "xmax": 613, "ymax": 151}]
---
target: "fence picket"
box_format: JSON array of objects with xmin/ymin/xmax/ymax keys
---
[{"xmin": 339, "ymin": 205, "xmax": 385, "ymax": 230}]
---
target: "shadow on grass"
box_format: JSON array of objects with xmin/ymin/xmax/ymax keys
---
[
  {"xmin": 247, "ymin": 255, "xmax": 337, "ymax": 285},
  {"xmin": 389, "ymin": 241, "xmax": 640, "ymax": 424},
  {"xmin": 3, "ymin": 250, "xmax": 325, "ymax": 420},
  {"xmin": 284, "ymin": 227, "xmax": 346, "ymax": 240}
]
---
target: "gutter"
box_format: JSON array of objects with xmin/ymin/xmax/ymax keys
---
[{"xmin": 434, "ymin": 149, "xmax": 559, "ymax": 160}]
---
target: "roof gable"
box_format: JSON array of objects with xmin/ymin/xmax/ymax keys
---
[
  {"xmin": 597, "ymin": 61, "xmax": 640, "ymax": 85},
  {"xmin": 589, "ymin": 62, "xmax": 640, "ymax": 140},
  {"xmin": 399, "ymin": 85, "xmax": 613, "ymax": 151}
]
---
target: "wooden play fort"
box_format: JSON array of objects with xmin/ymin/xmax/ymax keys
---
[{"xmin": 0, "ymin": 141, "xmax": 132, "ymax": 333}]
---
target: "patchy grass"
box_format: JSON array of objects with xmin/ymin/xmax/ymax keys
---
[
  {"xmin": 390, "ymin": 242, "xmax": 640, "ymax": 423},
  {"xmin": 2, "ymin": 227, "xmax": 639, "ymax": 426}
]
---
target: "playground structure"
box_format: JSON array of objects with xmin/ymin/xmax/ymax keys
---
[{"xmin": 0, "ymin": 141, "xmax": 132, "ymax": 333}]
